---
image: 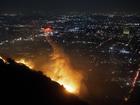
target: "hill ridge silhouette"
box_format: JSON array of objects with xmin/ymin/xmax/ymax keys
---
[{"xmin": 0, "ymin": 58, "xmax": 89, "ymax": 105}]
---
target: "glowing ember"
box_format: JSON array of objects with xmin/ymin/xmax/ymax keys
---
[{"xmin": 16, "ymin": 59, "xmax": 34, "ymax": 69}]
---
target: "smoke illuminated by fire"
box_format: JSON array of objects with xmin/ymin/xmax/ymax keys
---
[
  {"xmin": 14, "ymin": 52, "xmax": 83, "ymax": 94},
  {"xmin": 7, "ymin": 28, "xmax": 84, "ymax": 95},
  {"xmin": 41, "ymin": 30, "xmax": 83, "ymax": 94},
  {"xmin": 14, "ymin": 51, "xmax": 83, "ymax": 94},
  {"xmin": 13, "ymin": 35, "xmax": 83, "ymax": 94},
  {"xmin": 42, "ymin": 48, "xmax": 83, "ymax": 94}
]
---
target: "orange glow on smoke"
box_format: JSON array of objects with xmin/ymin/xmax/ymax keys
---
[
  {"xmin": 13, "ymin": 35, "xmax": 83, "ymax": 94},
  {"xmin": 41, "ymin": 35, "xmax": 83, "ymax": 94},
  {"xmin": 15, "ymin": 54, "xmax": 83, "ymax": 94},
  {"xmin": 42, "ymin": 50, "xmax": 83, "ymax": 94},
  {"xmin": 15, "ymin": 58, "xmax": 34, "ymax": 69}
]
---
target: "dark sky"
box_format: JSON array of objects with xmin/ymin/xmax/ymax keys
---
[{"xmin": 0, "ymin": 0, "xmax": 140, "ymax": 12}]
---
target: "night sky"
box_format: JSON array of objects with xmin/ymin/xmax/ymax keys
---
[{"xmin": 0, "ymin": 0, "xmax": 140, "ymax": 12}]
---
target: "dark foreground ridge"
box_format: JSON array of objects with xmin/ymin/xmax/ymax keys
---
[{"xmin": 0, "ymin": 58, "xmax": 89, "ymax": 105}]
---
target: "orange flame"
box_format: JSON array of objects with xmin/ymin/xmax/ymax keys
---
[
  {"xmin": 41, "ymin": 36, "xmax": 83, "ymax": 94},
  {"xmin": 14, "ymin": 54, "xmax": 83, "ymax": 94},
  {"xmin": 15, "ymin": 58, "xmax": 34, "ymax": 69},
  {"xmin": 0, "ymin": 56, "xmax": 7, "ymax": 63},
  {"xmin": 42, "ymin": 50, "xmax": 83, "ymax": 94},
  {"xmin": 13, "ymin": 35, "xmax": 83, "ymax": 95}
]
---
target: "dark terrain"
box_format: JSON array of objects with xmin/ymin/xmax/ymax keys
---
[{"xmin": 0, "ymin": 58, "xmax": 88, "ymax": 105}]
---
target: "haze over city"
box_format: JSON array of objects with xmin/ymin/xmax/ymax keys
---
[{"xmin": 0, "ymin": 0, "xmax": 140, "ymax": 105}]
